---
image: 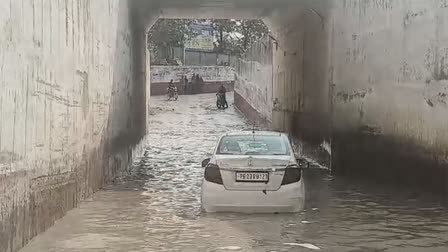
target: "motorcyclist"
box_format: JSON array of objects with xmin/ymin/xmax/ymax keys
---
[
  {"xmin": 218, "ymin": 84, "xmax": 226, "ymax": 96},
  {"xmin": 168, "ymin": 79, "xmax": 176, "ymax": 94},
  {"xmin": 168, "ymin": 79, "xmax": 175, "ymax": 90},
  {"xmin": 217, "ymin": 85, "xmax": 228, "ymax": 108}
]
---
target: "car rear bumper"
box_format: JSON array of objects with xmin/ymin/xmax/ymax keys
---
[{"xmin": 201, "ymin": 180, "xmax": 305, "ymax": 213}]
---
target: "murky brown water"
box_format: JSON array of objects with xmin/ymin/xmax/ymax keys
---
[{"xmin": 21, "ymin": 93, "xmax": 448, "ymax": 252}]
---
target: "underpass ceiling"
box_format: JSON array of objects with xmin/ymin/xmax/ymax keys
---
[{"xmin": 130, "ymin": 0, "xmax": 332, "ymax": 29}]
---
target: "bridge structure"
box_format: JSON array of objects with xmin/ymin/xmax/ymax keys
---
[{"xmin": 1, "ymin": 0, "xmax": 447, "ymax": 251}]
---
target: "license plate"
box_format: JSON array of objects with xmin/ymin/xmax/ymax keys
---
[{"xmin": 235, "ymin": 172, "xmax": 269, "ymax": 182}]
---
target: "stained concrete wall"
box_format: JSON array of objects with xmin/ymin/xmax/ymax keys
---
[
  {"xmin": 235, "ymin": 36, "xmax": 274, "ymax": 124},
  {"xmin": 150, "ymin": 66, "xmax": 235, "ymax": 95},
  {"xmin": 0, "ymin": 1, "xmax": 148, "ymax": 251},
  {"xmin": 183, "ymin": 50, "xmax": 237, "ymax": 66},
  {"xmin": 151, "ymin": 66, "xmax": 235, "ymax": 83},
  {"xmin": 329, "ymin": 0, "xmax": 448, "ymax": 194},
  {"xmin": 255, "ymin": 7, "xmax": 333, "ymax": 166},
  {"xmin": 235, "ymin": 0, "xmax": 448, "ymax": 194}
]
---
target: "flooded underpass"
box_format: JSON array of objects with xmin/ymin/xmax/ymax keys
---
[{"xmin": 20, "ymin": 93, "xmax": 448, "ymax": 252}]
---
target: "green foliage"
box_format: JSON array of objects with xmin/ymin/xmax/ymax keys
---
[
  {"xmin": 147, "ymin": 18, "xmax": 269, "ymax": 63},
  {"xmin": 239, "ymin": 20, "xmax": 269, "ymax": 51},
  {"xmin": 148, "ymin": 19, "xmax": 194, "ymax": 48},
  {"xmin": 211, "ymin": 19, "xmax": 269, "ymax": 55}
]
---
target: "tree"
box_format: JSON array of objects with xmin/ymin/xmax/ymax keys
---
[
  {"xmin": 147, "ymin": 19, "xmax": 269, "ymax": 63},
  {"xmin": 211, "ymin": 19, "xmax": 236, "ymax": 50},
  {"xmin": 211, "ymin": 19, "xmax": 269, "ymax": 55},
  {"xmin": 148, "ymin": 19, "xmax": 194, "ymax": 63},
  {"xmin": 148, "ymin": 19, "xmax": 194, "ymax": 48},
  {"xmin": 239, "ymin": 20, "xmax": 269, "ymax": 52}
]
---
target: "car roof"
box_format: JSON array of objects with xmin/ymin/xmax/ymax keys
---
[{"xmin": 221, "ymin": 130, "xmax": 286, "ymax": 137}]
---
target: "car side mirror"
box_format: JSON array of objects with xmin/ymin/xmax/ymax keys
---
[
  {"xmin": 297, "ymin": 158, "xmax": 309, "ymax": 169},
  {"xmin": 202, "ymin": 158, "xmax": 211, "ymax": 168}
]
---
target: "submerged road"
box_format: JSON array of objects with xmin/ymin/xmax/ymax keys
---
[{"xmin": 21, "ymin": 93, "xmax": 448, "ymax": 252}]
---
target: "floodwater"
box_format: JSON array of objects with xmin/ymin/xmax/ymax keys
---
[{"xmin": 21, "ymin": 93, "xmax": 448, "ymax": 252}]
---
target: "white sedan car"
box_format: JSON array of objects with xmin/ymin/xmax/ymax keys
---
[{"xmin": 201, "ymin": 131, "xmax": 308, "ymax": 213}]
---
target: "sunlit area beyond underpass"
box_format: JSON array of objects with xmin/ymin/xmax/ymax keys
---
[{"xmin": 20, "ymin": 94, "xmax": 448, "ymax": 252}]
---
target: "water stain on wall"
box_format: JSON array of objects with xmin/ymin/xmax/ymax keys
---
[
  {"xmin": 77, "ymin": 70, "xmax": 89, "ymax": 119},
  {"xmin": 335, "ymin": 88, "xmax": 373, "ymax": 103}
]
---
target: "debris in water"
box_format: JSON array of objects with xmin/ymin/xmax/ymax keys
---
[
  {"xmin": 218, "ymin": 246, "xmax": 242, "ymax": 251},
  {"xmin": 284, "ymin": 243, "xmax": 321, "ymax": 250},
  {"xmin": 322, "ymin": 175, "xmax": 334, "ymax": 181}
]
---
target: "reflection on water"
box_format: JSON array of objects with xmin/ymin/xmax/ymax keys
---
[{"xmin": 21, "ymin": 94, "xmax": 448, "ymax": 252}]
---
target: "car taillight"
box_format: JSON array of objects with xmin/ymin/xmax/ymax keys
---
[
  {"xmin": 204, "ymin": 164, "xmax": 223, "ymax": 185},
  {"xmin": 281, "ymin": 166, "xmax": 302, "ymax": 185}
]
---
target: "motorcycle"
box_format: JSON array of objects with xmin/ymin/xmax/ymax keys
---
[
  {"xmin": 216, "ymin": 93, "xmax": 228, "ymax": 109},
  {"xmin": 167, "ymin": 86, "xmax": 178, "ymax": 101}
]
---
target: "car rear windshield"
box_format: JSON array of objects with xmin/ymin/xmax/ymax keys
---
[{"xmin": 216, "ymin": 135, "xmax": 291, "ymax": 155}]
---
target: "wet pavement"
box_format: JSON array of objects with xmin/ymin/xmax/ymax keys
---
[{"xmin": 21, "ymin": 93, "xmax": 448, "ymax": 252}]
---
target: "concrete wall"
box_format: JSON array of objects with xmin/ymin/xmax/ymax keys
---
[
  {"xmin": 184, "ymin": 50, "xmax": 237, "ymax": 66},
  {"xmin": 151, "ymin": 81, "xmax": 234, "ymax": 96},
  {"xmin": 150, "ymin": 64, "xmax": 236, "ymax": 96},
  {"xmin": 329, "ymin": 0, "xmax": 448, "ymax": 194},
  {"xmin": 185, "ymin": 50, "xmax": 217, "ymax": 65},
  {"xmin": 268, "ymin": 9, "xmax": 308, "ymax": 133},
  {"xmin": 150, "ymin": 46, "xmax": 236, "ymax": 66},
  {"xmin": 150, "ymin": 66, "xmax": 235, "ymax": 83},
  {"xmin": 0, "ymin": 1, "xmax": 148, "ymax": 251},
  {"xmin": 235, "ymin": 1, "xmax": 448, "ymax": 194},
  {"xmin": 235, "ymin": 36, "xmax": 274, "ymax": 124},
  {"xmin": 234, "ymin": 9, "xmax": 332, "ymax": 165}
]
